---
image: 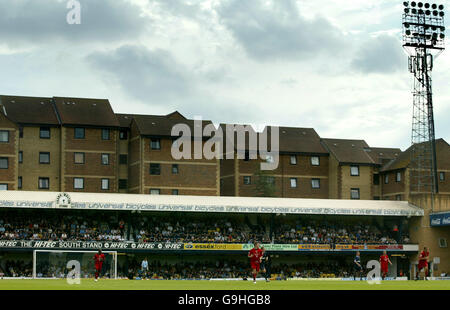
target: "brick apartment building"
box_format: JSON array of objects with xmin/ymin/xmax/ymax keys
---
[
  {"xmin": 321, "ymin": 138, "xmax": 401, "ymax": 200},
  {"xmin": 220, "ymin": 126, "xmax": 329, "ymax": 198},
  {"xmin": 380, "ymin": 138, "xmax": 450, "ymax": 201},
  {"xmin": 0, "ymin": 94, "xmax": 449, "ymax": 200}
]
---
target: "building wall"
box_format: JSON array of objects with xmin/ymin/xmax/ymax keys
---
[
  {"xmin": 340, "ymin": 165, "xmax": 372, "ymax": 200},
  {"xmin": 19, "ymin": 126, "xmax": 61, "ymax": 191},
  {"xmin": 220, "ymin": 158, "xmax": 235, "ymax": 196},
  {"xmin": 63, "ymin": 126, "xmax": 118, "ymax": 193},
  {"xmin": 409, "ymin": 194, "xmax": 450, "ymax": 277},
  {"xmin": 0, "ymin": 115, "xmax": 18, "ymax": 190},
  {"xmin": 328, "ymin": 156, "xmax": 339, "ymax": 199},
  {"xmin": 381, "ymin": 169, "xmax": 407, "ymax": 200},
  {"xmin": 142, "ymin": 137, "xmax": 219, "ymax": 196},
  {"xmin": 228, "ymin": 154, "xmax": 329, "ymax": 198}
]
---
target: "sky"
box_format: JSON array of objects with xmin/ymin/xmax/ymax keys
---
[{"xmin": 0, "ymin": 0, "xmax": 449, "ymax": 150}]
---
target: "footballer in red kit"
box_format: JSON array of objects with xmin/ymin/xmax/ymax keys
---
[
  {"xmin": 93, "ymin": 249, "xmax": 105, "ymax": 282},
  {"xmin": 379, "ymin": 250, "xmax": 392, "ymax": 280},
  {"xmin": 416, "ymin": 246, "xmax": 430, "ymax": 280},
  {"xmin": 248, "ymin": 241, "xmax": 263, "ymax": 284}
]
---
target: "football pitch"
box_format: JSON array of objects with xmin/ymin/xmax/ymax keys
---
[{"xmin": 0, "ymin": 279, "xmax": 449, "ymax": 290}]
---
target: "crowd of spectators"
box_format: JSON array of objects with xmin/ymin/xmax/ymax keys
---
[
  {"xmin": 0, "ymin": 211, "xmax": 125, "ymax": 242},
  {"xmin": 273, "ymin": 219, "xmax": 410, "ymax": 245},
  {"xmin": 0, "ymin": 210, "xmax": 410, "ymax": 245}
]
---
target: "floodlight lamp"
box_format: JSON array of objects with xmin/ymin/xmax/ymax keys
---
[
  {"xmin": 438, "ymin": 4, "xmax": 444, "ymax": 10},
  {"xmin": 406, "ymin": 30, "xmax": 412, "ymax": 35},
  {"xmin": 425, "ymin": 3, "xmax": 430, "ymax": 8},
  {"xmin": 418, "ymin": 9, "xmax": 424, "ymax": 14},
  {"xmin": 433, "ymin": 10, "xmax": 438, "ymax": 16},
  {"xmin": 439, "ymin": 11, "xmax": 444, "ymax": 17},
  {"xmin": 432, "ymin": 3, "xmax": 437, "ymax": 9},
  {"xmin": 405, "ymin": 22, "xmax": 410, "ymax": 28},
  {"xmin": 440, "ymin": 33, "xmax": 445, "ymax": 39},
  {"xmin": 441, "ymin": 26, "xmax": 446, "ymax": 31},
  {"xmin": 404, "ymin": 1, "xmax": 409, "ymax": 7},
  {"xmin": 405, "ymin": 8, "xmax": 410, "ymax": 13},
  {"xmin": 412, "ymin": 8, "xmax": 417, "ymax": 13},
  {"xmin": 411, "ymin": 1, "xmax": 417, "ymax": 7},
  {"xmin": 418, "ymin": 2, "xmax": 423, "ymax": 8},
  {"xmin": 426, "ymin": 10, "xmax": 431, "ymax": 15}
]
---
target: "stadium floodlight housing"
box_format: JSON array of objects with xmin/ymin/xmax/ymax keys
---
[{"xmin": 402, "ymin": 2, "xmax": 446, "ymax": 198}]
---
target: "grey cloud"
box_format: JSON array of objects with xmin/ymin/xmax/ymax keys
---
[
  {"xmin": 87, "ymin": 45, "xmax": 192, "ymax": 103},
  {"xmin": 351, "ymin": 34, "xmax": 405, "ymax": 74},
  {"xmin": 216, "ymin": 0, "xmax": 344, "ymax": 61},
  {"xmin": 0, "ymin": 0, "xmax": 147, "ymax": 46}
]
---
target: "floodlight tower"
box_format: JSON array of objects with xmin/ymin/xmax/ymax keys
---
[{"xmin": 402, "ymin": 1, "xmax": 445, "ymax": 196}]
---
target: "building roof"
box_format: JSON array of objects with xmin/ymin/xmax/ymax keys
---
[
  {"xmin": 0, "ymin": 190, "xmax": 425, "ymax": 217},
  {"xmin": 131, "ymin": 112, "xmax": 214, "ymax": 137},
  {"xmin": 278, "ymin": 127, "xmax": 328, "ymax": 154},
  {"xmin": 381, "ymin": 138, "xmax": 449, "ymax": 172},
  {"xmin": 366, "ymin": 147, "xmax": 402, "ymax": 165},
  {"xmin": 321, "ymin": 138, "xmax": 375, "ymax": 165},
  {"xmin": 219, "ymin": 124, "xmax": 328, "ymax": 155},
  {"xmin": 0, "ymin": 95, "xmax": 59, "ymax": 126},
  {"xmin": 53, "ymin": 97, "xmax": 120, "ymax": 127}
]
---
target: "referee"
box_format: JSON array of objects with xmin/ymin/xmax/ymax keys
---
[{"xmin": 260, "ymin": 247, "xmax": 272, "ymax": 282}]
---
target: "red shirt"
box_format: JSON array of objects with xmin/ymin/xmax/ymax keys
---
[
  {"xmin": 248, "ymin": 248, "xmax": 262, "ymax": 263},
  {"xmin": 419, "ymin": 251, "xmax": 429, "ymax": 262},
  {"xmin": 380, "ymin": 254, "xmax": 389, "ymax": 265},
  {"xmin": 94, "ymin": 253, "xmax": 105, "ymax": 265}
]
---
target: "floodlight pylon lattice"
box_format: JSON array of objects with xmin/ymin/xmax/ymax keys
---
[{"xmin": 402, "ymin": 2, "xmax": 445, "ymax": 198}]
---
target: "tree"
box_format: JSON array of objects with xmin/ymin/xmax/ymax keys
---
[{"xmin": 253, "ymin": 168, "xmax": 276, "ymax": 197}]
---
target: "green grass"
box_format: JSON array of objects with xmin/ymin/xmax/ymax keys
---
[{"xmin": 0, "ymin": 279, "xmax": 449, "ymax": 290}]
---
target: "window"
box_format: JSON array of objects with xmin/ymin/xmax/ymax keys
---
[
  {"xmin": 439, "ymin": 172, "xmax": 445, "ymax": 181},
  {"xmin": 373, "ymin": 196, "xmax": 380, "ymax": 200},
  {"xmin": 101, "ymin": 129, "xmax": 110, "ymax": 140},
  {"xmin": 373, "ymin": 174, "xmax": 380, "ymax": 185},
  {"xmin": 290, "ymin": 155, "xmax": 297, "ymax": 165},
  {"xmin": 74, "ymin": 178, "xmax": 84, "ymax": 189},
  {"xmin": 151, "ymin": 139, "xmax": 161, "ymax": 150},
  {"xmin": 266, "ymin": 176, "xmax": 275, "ymax": 185},
  {"xmin": 119, "ymin": 154, "xmax": 128, "ymax": 165},
  {"xmin": 311, "ymin": 156, "xmax": 320, "ymax": 166},
  {"xmin": 290, "ymin": 178, "xmax": 297, "ymax": 188},
  {"xmin": 19, "ymin": 151, "xmax": 23, "ymax": 163},
  {"xmin": 39, "ymin": 152, "xmax": 50, "ymax": 164},
  {"xmin": 172, "ymin": 164, "xmax": 179, "ymax": 174},
  {"xmin": 74, "ymin": 127, "xmax": 85, "ymax": 139},
  {"xmin": 101, "ymin": 178, "xmax": 109, "ymax": 190},
  {"xmin": 0, "ymin": 184, "xmax": 7, "ymax": 191},
  {"xmin": 0, "ymin": 158, "xmax": 8, "ymax": 169},
  {"xmin": 119, "ymin": 129, "xmax": 128, "ymax": 140},
  {"xmin": 396, "ymin": 172, "xmax": 402, "ymax": 182},
  {"xmin": 150, "ymin": 163, "xmax": 161, "ymax": 175},
  {"xmin": 19, "ymin": 127, "xmax": 23, "ymax": 138},
  {"xmin": 101, "ymin": 154, "xmax": 110, "ymax": 165},
  {"xmin": 0, "ymin": 130, "xmax": 9, "ymax": 142},
  {"xmin": 243, "ymin": 176, "xmax": 251, "ymax": 185},
  {"xmin": 18, "ymin": 176, "xmax": 22, "ymax": 189},
  {"xmin": 74, "ymin": 152, "xmax": 85, "ymax": 164},
  {"xmin": 38, "ymin": 177, "xmax": 49, "ymax": 189},
  {"xmin": 351, "ymin": 188, "xmax": 360, "ymax": 199},
  {"xmin": 350, "ymin": 165, "xmax": 359, "ymax": 176},
  {"xmin": 311, "ymin": 178, "xmax": 320, "ymax": 189},
  {"xmin": 40, "ymin": 127, "xmax": 50, "ymax": 139},
  {"xmin": 385, "ymin": 174, "xmax": 389, "ymax": 184},
  {"xmin": 119, "ymin": 179, "xmax": 127, "ymax": 190},
  {"xmin": 395, "ymin": 194, "xmax": 402, "ymax": 201},
  {"xmin": 172, "ymin": 189, "xmax": 179, "ymax": 195},
  {"xmin": 265, "ymin": 155, "xmax": 274, "ymax": 163},
  {"xmin": 150, "ymin": 189, "xmax": 160, "ymax": 195}
]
